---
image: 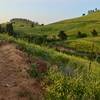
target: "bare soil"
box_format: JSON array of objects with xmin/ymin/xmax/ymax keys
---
[{"xmin": 0, "ymin": 43, "xmax": 43, "ymax": 100}]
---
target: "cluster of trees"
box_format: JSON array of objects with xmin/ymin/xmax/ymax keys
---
[
  {"xmin": 27, "ymin": 34, "xmax": 47, "ymax": 45},
  {"xmin": 24, "ymin": 32, "xmax": 67, "ymax": 45},
  {"xmin": 0, "ymin": 22, "xmax": 98, "ymax": 45},
  {"xmin": 82, "ymin": 8, "xmax": 100, "ymax": 16},
  {"xmin": 0, "ymin": 23, "xmax": 14, "ymax": 35},
  {"xmin": 10, "ymin": 18, "xmax": 44, "ymax": 28},
  {"xmin": 88, "ymin": 8, "xmax": 100, "ymax": 14},
  {"xmin": 10, "ymin": 18, "xmax": 40, "ymax": 27},
  {"xmin": 11, "ymin": 18, "xmax": 39, "ymax": 24}
]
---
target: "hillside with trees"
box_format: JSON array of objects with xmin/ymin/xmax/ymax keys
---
[{"xmin": 0, "ymin": 10, "xmax": 100, "ymax": 100}]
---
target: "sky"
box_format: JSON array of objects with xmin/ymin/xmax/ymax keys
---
[{"xmin": 0, "ymin": 0, "xmax": 100, "ymax": 24}]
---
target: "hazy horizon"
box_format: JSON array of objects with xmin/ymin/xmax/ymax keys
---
[{"xmin": 0, "ymin": 0, "xmax": 100, "ymax": 24}]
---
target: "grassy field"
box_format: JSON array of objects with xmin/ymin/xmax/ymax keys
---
[
  {"xmin": 13, "ymin": 12, "xmax": 100, "ymax": 37},
  {"xmin": 0, "ymin": 34, "xmax": 100, "ymax": 100},
  {"xmin": 12, "ymin": 12, "xmax": 100, "ymax": 54}
]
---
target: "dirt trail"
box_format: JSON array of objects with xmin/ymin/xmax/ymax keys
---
[{"xmin": 0, "ymin": 43, "xmax": 42, "ymax": 100}]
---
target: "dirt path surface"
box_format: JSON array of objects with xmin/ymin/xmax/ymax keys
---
[{"xmin": 0, "ymin": 43, "xmax": 43, "ymax": 100}]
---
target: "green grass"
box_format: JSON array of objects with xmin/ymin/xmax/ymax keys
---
[
  {"xmin": 1, "ymin": 12, "xmax": 100, "ymax": 63},
  {"xmin": 44, "ymin": 66, "xmax": 100, "ymax": 100},
  {"xmin": 0, "ymin": 33, "xmax": 100, "ymax": 100},
  {"xmin": 50, "ymin": 36, "xmax": 100, "ymax": 54},
  {"xmin": 0, "ymin": 11, "xmax": 100, "ymax": 100},
  {"xmin": 13, "ymin": 12, "xmax": 100, "ymax": 37},
  {"xmin": 0, "ymin": 34, "xmax": 99, "ymax": 70}
]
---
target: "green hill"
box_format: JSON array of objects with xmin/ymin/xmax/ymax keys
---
[
  {"xmin": 13, "ymin": 12, "xmax": 100, "ymax": 38},
  {"xmin": 0, "ymin": 34, "xmax": 100, "ymax": 99},
  {"xmin": 1, "ymin": 11, "xmax": 99, "ymax": 62},
  {"xmin": 0, "ymin": 11, "xmax": 100, "ymax": 99}
]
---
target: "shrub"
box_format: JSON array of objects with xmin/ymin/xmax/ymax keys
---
[
  {"xmin": 82, "ymin": 13, "xmax": 85, "ymax": 16},
  {"xmin": 91, "ymin": 29, "xmax": 98, "ymax": 37},
  {"xmin": 77, "ymin": 31, "xmax": 87, "ymax": 38},
  {"xmin": 31, "ymin": 23, "xmax": 34, "ymax": 27},
  {"xmin": 58, "ymin": 31, "xmax": 68, "ymax": 40},
  {"xmin": 28, "ymin": 63, "xmax": 47, "ymax": 79},
  {"xmin": 0, "ymin": 24, "xmax": 2, "ymax": 33},
  {"xmin": 27, "ymin": 64, "xmax": 38, "ymax": 78},
  {"xmin": 0, "ymin": 25, "xmax": 6, "ymax": 33},
  {"xmin": 6, "ymin": 23, "xmax": 14, "ymax": 35}
]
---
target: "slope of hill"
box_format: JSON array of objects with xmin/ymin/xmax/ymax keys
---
[
  {"xmin": 0, "ymin": 34, "xmax": 100, "ymax": 72},
  {"xmin": 13, "ymin": 12, "xmax": 100, "ymax": 37},
  {"xmin": 0, "ymin": 34, "xmax": 100, "ymax": 99},
  {"xmin": 0, "ymin": 11, "xmax": 100, "ymax": 99}
]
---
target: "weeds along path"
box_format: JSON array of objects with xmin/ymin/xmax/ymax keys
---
[{"xmin": 0, "ymin": 43, "xmax": 42, "ymax": 100}]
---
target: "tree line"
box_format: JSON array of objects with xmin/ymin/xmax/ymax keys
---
[
  {"xmin": 82, "ymin": 8, "xmax": 100, "ymax": 16},
  {"xmin": 0, "ymin": 23, "xmax": 14, "ymax": 35},
  {"xmin": 11, "ymin": 18, "xmax": 39, "ymax": 25},
  {"xmin": 10, "ymin": 18, "xmax": 44, "ymax": 27},
  {"xmin": 0, "ymin": 22, "xmax": 99, "ymax": 45}
]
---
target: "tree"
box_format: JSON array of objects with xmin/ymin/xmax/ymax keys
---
[
  {"xmin": 31, "ymin": 23, "xmax": 34, "ymax": 27},
  {"xmin": 41, "ymin": 24, "xmax": 44, "ymax": 26},
  {"xmin": 77, "ymin": 31, "xmax": 82, "ymax": 37},
  {"xmin": 82, "ymin": 13, "xmax": 85, "ymax": 16},
  {"xmin": 91, "ymin": 29, "xmax": 98, "ymax": 37},
  {"xmin": 77, "ymin": 31, "xmax": 87, "ymax": 38},
  {"xmin": 95, "ymin": 8, "xmax": 98, "ymax": 11},
  {"xmin": 58, "ymin": 31, "xmax": 67, "ymax": 40},
  {"xmin": 6, "ymin": 23, "xmax": 14, "ymax": 34},
  {"xmin": 0, "ymin": 24, "xmax": 2, "ymax": 33}
]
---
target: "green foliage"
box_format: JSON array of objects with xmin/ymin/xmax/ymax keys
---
[
  {"xmin": 52, "ymin": 36, "xmax": 100, "ymax": 55},
  {"xmin": 0, "ymin": 34, "xmax": 99, "ymax": 68},
  {"xmin": 12, "ymin": 12, "xmax": 100, "ymax": 38},
  {"xmin": 28, "ymin": 63, "xmax": 47, "ymax": 79},
  {"xmin": 0, "ymin": 33, "xmax": 100, "ymax": 100},
  {"xmin": 31, "ymin": 23, "xmax": 34, "ymax": 28},
  {"xmin": 43, "ymin": 67, "xmax": 100, "ymax": 100},
  {"xmin": 0, "ymin": 10, "xmax": 100, "ymax": 100},
  {"xmin": 0, "ymin": 24, "xmax": 2, "ymax": 33},
  {"xmin": 77, "ymin": 31, "xmax": 87, "ymax": 38},
  {"xmin": 91, "ymin": 29, "xmax": 98, "ymax": 37},
  {"xmin": 58, "ymin": 31, "xmax": 67, "ymax": 40},
  {"xmin": 27, "ymin": 64, "xmax": 38, "ymax": 78},
  {"xmin": 6, "ymin": 23, "xmax": 14, "ymax": 34}
]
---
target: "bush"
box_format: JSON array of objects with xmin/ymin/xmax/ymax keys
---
[
  {"xmin": 91, "ymin": 29, "xmax": 98, "ymax": 37},
  {"xmin": 0, "ymin": 25, "xmax": 6, "ymax": 33},
  {"xmin": 82, "ymin": 13, "xmax": 85, "ymax": 16},
  {"xmin": 77, "ymin": 31, "xmax": 87, "ymax": 38},
  {"xmin": 27, "ymin": 64, "xmax": 38, "ymax": 78},
  {"xmin": 0, "ymin": 24, "xmax": 2, "ymax": 33},
  {"xmin": 31, "ymin": 23, "xmax": 34, "ymax": 27},
  {"xmin": 58, "ymin": 31, "xmax": 68, "ymax": 40},
  {"xmin": 6, "ymin": 23, "xmax": 14, "ymax": 35},
  {"xmin": 27, "ymin": 63, "xmax": 47, "ymax": 79}
]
